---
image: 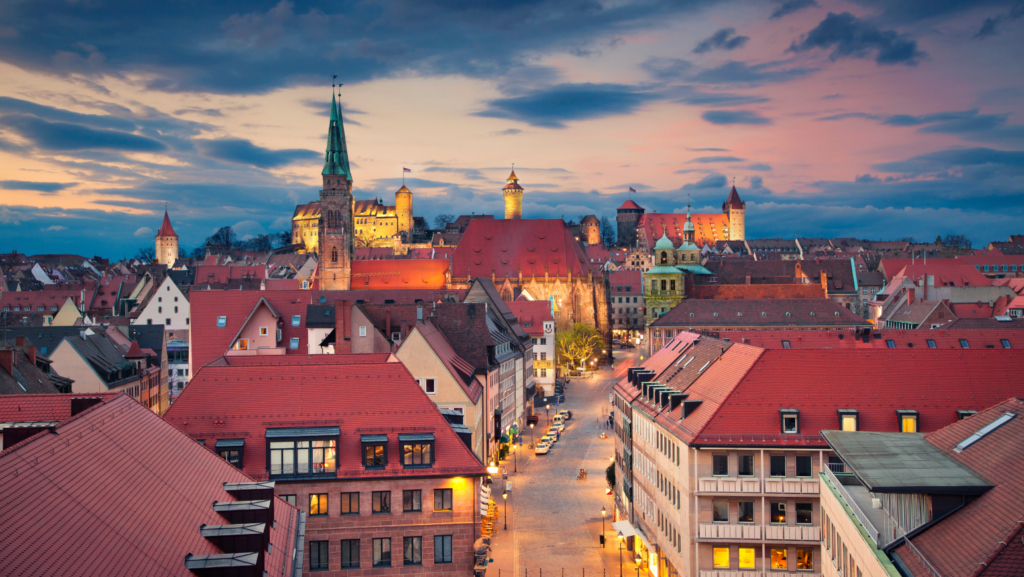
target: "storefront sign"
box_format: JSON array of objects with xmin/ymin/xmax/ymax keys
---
[{"xmin": 533, "ymin": 360, "xmax": 553, "ymax": 370}]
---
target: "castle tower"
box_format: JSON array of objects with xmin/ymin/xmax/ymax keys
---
[
  {"xmin": 676, "ymin": 204, "xmax": 700, "ymax": 263},
  {"xmin": 318, "ymin": 91, "xmax": 354, "ymax": 290},
  {"xmin": 395, "ymin": 185, "xmax": 413, "ymax": 240},
  {"xmin": 154, "ymin": 208, "xmax": 178, "ymax": 267},
  {"xmin": 503, "ymin": 169, "xmax": 523, "ymax": 219},
  {"xmin": 580, "ymin": 215, "xmax": 600, "ymax": 245},
  {"xmin": 616, "ymin": 199, "xmax": 645, "ymax": 247},
  {"xmin": 723, "ymin": 185, "xmax": 746, "ymax": 241}
]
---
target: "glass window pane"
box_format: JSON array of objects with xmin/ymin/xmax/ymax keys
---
[
  {"xmin": 796, "ymin": 456, "xmax": 812, "ymax": 477},
  {"xmin": 797, "ymin": 503, "xmax": 813, "ymax": 524},
  {"xmin": 739, "ymin": 548, "xmax": 755, "ymax": 569},
  {"xmin": 771, "ymin": 549, "xmax": 787, "ymax": 570},
  {"xmin": 738, "ymin": 502, "xmax": 754, "ymax": 523},
  {"xmin": 770, "ymin": 455, "xmax": 786, "ymax": 477},
  {"xmin": 713, "ymin": 500, "xmax": 728, "ymax": 522},
  {"xmin": 771, "ymin": 502, "xmax": 786, "ymax": 524},
  {"xmin": 713, "ymin": 455, "xmax": 728, "ymax": 476},
  {"xmin": 713, "ymin": 547, "xmax": 729, "ymax": 568},
  {"xmin": 842, "ymin": 415, "xmax": 857, "ymax": 431},
  {"xmin": 903, "ymin": 416, "xmax": 917, "ymax": 432},
  {"xmin": 738, "ymin": 455, "xmax": 753, "ymax": 476},
  {"xmin": 797, "ymin": 549, "xmax": 813, "ymax": 570}
]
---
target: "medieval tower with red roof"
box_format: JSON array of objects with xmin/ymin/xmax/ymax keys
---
[
  {"xmin": 154, "ymin": 208, "xmax": 178, "ymax": 267},
  {"xmin": 723, "ymin": 185, "xmax": 746, "ymax": 241},
  {"xmin": 318, "ymin": 92, "xmax": 354, "ymax": 290}
]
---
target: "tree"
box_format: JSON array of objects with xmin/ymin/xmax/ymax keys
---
[
  {"xmin": 434, "ymin": 214, "xmax": 456, "ymax": 230},
  {"xmin": 600, "ymin": 216, "xmax": 616, "ymax": 247},
  {"xmin": 243, "ymin": 233, "xmax": 275, "ymax": 252},
  {"xmin": 940, "ymin": 234, "xmax": 972, "ymax": 257},
  {"xmin": 353, "ymin": 230, "xmax": 374, "ymax": 248},
  {"xmin": 276, "ymin": 230, "xmax": 293, "ymax": 247},
  {"xmin": 606, "ymin": 462, "xmax": 616, "ymax": 490},
  {"xmin": 190, "ymin": 246, "xmax": 206, "ymax": 260},
  {"xmin": 556, "ymin": 323, "xmax": 605, "ymax": 372},
  {"xmin": 206, "ymin": 226, "xmax": 237, "ymax": 248},
  {"xmin": 135, "ymin": 246, "xmax": 155, "ymax": 262}
]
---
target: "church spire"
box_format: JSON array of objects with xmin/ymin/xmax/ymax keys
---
[{"xmin": 322, "ymin": 88, "xmax": 351, "ymax": 178}]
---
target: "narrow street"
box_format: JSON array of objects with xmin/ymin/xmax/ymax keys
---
[{"xmin": 487, "ymin": 347, "xmax": 642, "ymax": 577}]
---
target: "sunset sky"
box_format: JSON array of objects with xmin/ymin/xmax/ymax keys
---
[{"xmin": 1, "ymin": 0, "xmax": 1022, "ymax": 257}]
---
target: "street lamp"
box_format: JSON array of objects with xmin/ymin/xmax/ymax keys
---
[
  {"xmin": 502, "ymin": 491, "xmax": 508, "ymax": 530},
  {"xmin": 546, "ymin": 403, "xmax": 550, "ymax": 428},
  {"xmin": 617, "ymin": 532, "xmax": 624, "ymax": 577},
  {"xmin": 601, "ymin": 506, "xmax": 606, "ymax": 548},
  {"xmin": 512, "ymin": 443, "xmax": 517, "ymax": 473},
  {"xmin": 487, "ymin": 461, "xmax": 499, "ymax": 476},
  {"xmin": 529, "ymin": 422, "xmax": 535, "ymax": 447},
  {"xmin": 635, "ymin": 554, "xmax": 643, "ymax": 577}
]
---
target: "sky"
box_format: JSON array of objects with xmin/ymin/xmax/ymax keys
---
[{"xmin": 0, "ymin": 0, "xmax": 1022, "ymax": 257}]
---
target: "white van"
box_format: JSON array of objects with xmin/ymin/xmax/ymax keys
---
[{"xmin": 552, "ymin": 414, "xmax": 567, "ymax": 430}]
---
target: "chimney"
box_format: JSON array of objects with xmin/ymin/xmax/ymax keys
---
[
  {"xmin": 15, "ymin": 336, "xmax": 25, "ymax": 348},
  {"xmin": 745, "ymin": 275, "xmax": 751, "ymax": 285},
  {"xmin": 334, "ymin": 299, "xmax": 352, "ymax": 354},
  {"xmin": 907, "ymin": 288, "xmax": 915, "ymax": 304},
  {"xmin": 27, "ymin": 346, "xmax": 36, "ymax": 366},
  {"xmin": 0, "ymin": 348, "xmax": 14, "ymax": 376}
]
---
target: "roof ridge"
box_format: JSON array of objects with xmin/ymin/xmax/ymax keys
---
[{"xmin": 690, "ymin": 344, "xmax": 766, "ymax": 439}]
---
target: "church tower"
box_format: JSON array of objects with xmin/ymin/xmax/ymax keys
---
[
  {"xmin": 503, "ymin": 169, "xmax": 523, "ymax": 219},
  {"xmin": 154, "ymin": 208, "xmax": 178, "ymax": 267},
  {"xmin": 676, "ymin": 204, "xmax": 700, "ymax": 264},
  {"xmin": 318, "ymin": 92, "xmax": 354, "ymax": 290},
  {"xmin": 723, "ymin": 185, "xmax": 746, "ymax": 241}
]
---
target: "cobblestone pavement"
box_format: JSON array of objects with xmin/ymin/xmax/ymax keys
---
[{"xmin": 487, "ymin": 349, "xmax": 642, "ymax": 577}]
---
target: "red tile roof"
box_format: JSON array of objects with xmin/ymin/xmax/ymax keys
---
[
  {"xmin": 609, "ymin": 269, "xmax": 642, "ymax": 288},
  {"xmin": 505, "ymin": 300, "xmax": 553, "ymax": 336},
  {"xmin": 711, "ymin": 329, "xmax": 1024, "ymax": 350},
  {"xmin": 723, "ymin": 186, "xmax": 744, "ymax": 209},
  {"xmin": 650, "ymin": 298, "xmax": 868, "ymax": 329},
  {"xmin": 892, "ymin": 263, "xmax": 993, "ymax": 287},
  {"xmin": 415, "ymin": 320, "xmax": 483, "ymax": 403},
  {"xmin": 894, "ymin": 398, "xmax": 1024, "ymax": 577},
  {"xmin": 206, "ymin": 353, "xmax": 393, "ymax": 366},
  {"xmin": 156, "ymin": 210, "xmax": 177, "ymax": 237},
  {"xmin": 194, "ymin": 265, "xmax": 267, "ymax": 284},
  {"xmin": 0, "ymin": 393, "xmax": 300, "ymax": 577},
  {"xmin": 639, "ymin": 212, "xmax": 730, "ymax": 248},
  {"xmin": 952, "ymin": 302, "xmax": 996, "ymax": 319},
  {"xmin": 164, "ymin": 361, "xmax": 486, "ymax": 480},
  {"xmin": 0, "ymin": 393, "xmax": 117, "ymax": 422},
  {"xmin": 689, "ymin": 284, "xmax": 826, "ymax": 299},
  {"xmin": 618, "ymin": 200, "xmax": 644, "ymax": 210},
  {"xmin": 450, "ymin": 218, "xmax": 592, "ymax": 279},
  {"xmin": 350, "ymin": 259, "xmax": 448, "ymax": 289}
]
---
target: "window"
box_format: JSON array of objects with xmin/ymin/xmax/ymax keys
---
[
  {"xmin": 434, "ymin": 488, "xmax": 453, "ymax": 511},
  {"xmin": 797, "ymin": 548, "xmax": 813, "ymax": 570},
  {"xmin": 738, "ymin": 501, "xmax": 754, "ymax": 523},
  {"xmin": 289, "ymin": 337, "xmax": 299, "ymax": 350},
  {"xmin": 281, "ymin": 494, "xmax": 296, "ymax": 506},
  {"xmin": 738, "ymin": 455, "xmax": 754, "ymax": 476},
  {"xmin": 402, "ymin": 442, "xmax": 433, "ymax": 467},
  {"xmin": 310, "ymin": 541, "xmax": 329, "ymax": 570},
  {"xmin": 291, "ymin": 315, "xmax": 301, "ymax": 327},
  {"xmin": 269, "ymin": 437, "xmax": 337, "ymax": 476},
  {"xmin": 420, "ymin": 378, "xmax": 436, "ymax": 394},
  {"xmin": 540, "ymin": 338, "xmax": 546, "ymax": 345},
  {"xmin": 959, "ymin": 339, "xmax": 970, "ymax": 349},
  {"xmin": 739, "ymin": 547, "xmax": 755, "ymax": 569},
  {"xmin": 258, "ymin": 326, "xmax": 268, "ymax": 336},
  {"xmin": 403, "ymin": 536, "xmax": 422, "ymax": 565},
  {"xmin": 1001, "ymin": 339, "xmax": 1011, "ymax": 349},
  {"xmin": 216, "ymin": 316, "xmax": 227, "ymax": 327},
  {"xmin": 780, "ymin": 409, "xmax": 799, "ymax": 434},
  {"xmin": 713, "ymin": 454, "xmax": 728, "ymax": 476},
  {"xmin": 713, "ymin": 500, "xmax": 728, "ymax": 522},
  {"xmin": 898, "ymin": 410, "xmax": 918, "ymax": 433},
  {"xmin": 927, "ymin": 339, "xmax": 936, "ymax": 348},
  {"xmin": 713, "ymin": 547, "xmax": 729, "ymax": 568},
  {"xmin": 771, "ymin": 548, "xmax": 788, "ymax": 570},
  {"xmin": 781, "ymin": 340, "xmax": 791, "ymax": 349},
  {"xmin": 434, "ymin": 535, "xmax": 453, "ymax": 564},
  {"xmin": 310, "ymin": 493, "xmax": 328, "ymax": 515},
  {"xmin": 218, "ymin": 449, "xmax": 242, "ymax": 468},
  {"xmin": 886, "ymin": 339, "xmax": 895, "ymax": 348},
  {"xmin": 839, "ymin": 410, "xmax": 858, "ymax": 431},
  {"xmin": 796, "ymin": 456, "xmax": 812, "ymax": 477},
  {"xmin": 770, "ymin": 455, "xmax": 786, "ymax": 477},
  {"xmin": 372, "ymin": 491, "xmax": 391, "ymax": 514},
  {"xmin": 796, "ymin": 503, "xmax": 813, "ymax": 524},
  {"xmin": 341, "ymin": 492, "xmax": 359, "ymax": 515},
  {"xmin": 403, "ymin": 490, "xmax": 422, "ymax": 512},
  {"xmin": 341, "ymin": 539, "xmax": 360, "ymax": 569},
  {"xmin": 363, "ymin": 438, "xmax": 387, "ymax": 468},
  {"xmin": 373, "ymin": 538, "xmax": 391, "ymax": 567},
  {"xmin": 957, "ymin": 410, "xmax": 977, "ymax": 420},
  {"xmin": 770, "ymin": 502, "xmax": 786, "ymax": 524}
]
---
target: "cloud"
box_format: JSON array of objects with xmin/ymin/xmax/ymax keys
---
[
  {"xmin": 750, "ymin": 175, "xmax": 763, "ymax": 189},
  {"xmin": 666, "ymin": 85, "xmax": 771, "ymax": 107},
  {"xmin": 231, "ymin": 220, "xmax": 266, "ymax": 239},
  {"xmin": 495, "ymin": 128, "xmax": 522, "ymax": 135},
  {"xmin": 194, "ymin": 138, "xmax": 319, "ymax": 168},
  {"xmin": 173, "ymin": 107, "xmax": 224, "ymax": 117},
  {"xmin": 474, "ymin": 83, "xmax": 658, "ymax": 128},
  {"xmin": 975, "ymin": 5, "xmax": 1024, "ymax": 38},
  {"xmin": 816, "ymin": 112, "xmax": 882, "ymax": 121},
  {"xmin": 688, "ymin": 147, "xmax": 729, "ymax": 152},
  {"xmin": 770, "ymin": 0, "xmax": 817, "ymax": 19},
  {"xmin": 134, "ymin": 226, "xmax": 154, "ymax": 237},
  {"xmin": 689, "ymin": 156, "xmax": 745, "ymax": 163},
  {"xmin": 689, "ymin": 60, "xmax": 817, "ymax": 85},
  {"xmin": 693, "ymin": 28, "xmax": 749, "ymax": 54},
  {"xmin": 641, "ymin": 57, "xmax": 694, "ymax": 82},
  {"xmin": 872, "ymin": 147, "xmax": 1024, "ymax": 176},
  {"xmin": 702, "ymin": 110, "xmax": 772, "ymax": 125},
  {"xmin": 690, "ymin": 173, "xmax": 727, "ymax": 188},
  {"xmin": 855, "ymin": 173, "xmax": 881, "ymax": 183},
  {"xmin": 0, "ymin": 180, "xmax": 73, "ymax": 193},
  {"xmin": 748, "ymin": 163, "xmax": 772, "ymax": 171},
  {"xmin": 880, "ymin": 109, "xmax": 1024, "ymax": 146},
  {"xmin": 789, "ymin": 12, "xmax": 926, "ymax": 65},
  {"xmin": 0, "ymin": 115, "xmax": 167, "ymax": 152},
  {"xmin": 42, "ymin": 225, "xmax": 67, "ymax": 232},
  {"xmin": 0, "ymin": 207, "xmax": 26, "ymax": 224}
]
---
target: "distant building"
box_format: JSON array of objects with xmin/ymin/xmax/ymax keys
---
[
  {"xmin": 154, "ymin": 208, "xmax": 178, "ymax": 267},
  {"xmin": 609, "ymin": 269, "xmax": 645, "ymax": 337},
  {"xmin": 507, "ymin": 299, "xmax": 556, "ymax": 396},
  {"xmin": 616, "ymin": 199, "xmax": 646, "ymax": 247},
  {"xmin": 636, "ymin": 186, "xmax": 747, "ymax": 253},
  {"xmin": 502, "ymin": 170, "xmax": 524, "ymax": 219},
  {"xmin": 580, "ymin": 214, "xmax": 600, "ymax": 245}
]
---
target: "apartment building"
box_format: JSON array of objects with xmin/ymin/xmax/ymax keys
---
[{"xmin": 612, "ymin": 331, "xmax": 1024, "ymax": 577}]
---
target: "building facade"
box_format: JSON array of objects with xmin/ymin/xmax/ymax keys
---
[
  {"xmin": 154, "ymin": 209, "xmax": 178, "ymax": 267},
  {"xmin": 617, "ymin": 200, "xmax": 646, "ymax": 247},
  {"xmin": 609, "ymin": 269, "xmax": 645, "ymax": 338},
  {"xmin": 318, "ymin": 93, "xmax": 355, "ymax": 290},
  {"xmin": 503, "ymin": 170, "xmax": 523, "ymax": 219}
]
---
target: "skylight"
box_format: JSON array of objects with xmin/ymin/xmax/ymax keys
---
[{"xmin": 954, "ymin": 413, "xmax": 1016, "ymax": 453}]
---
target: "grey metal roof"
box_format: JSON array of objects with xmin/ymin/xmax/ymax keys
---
[
  {"xmin": 361, "ymin": 434, "xmax": 388, "ymax": 443},
  {"xmin": 214, "ymin": 438, "xmax": 245, "ymax": 449},
  {"xmin": 305, "ymin": 304, "xmax": 335, "ymax": 328},
  {"xmin": 184, "ymin": 552, "xmax": 259, "ymax": 569},
  {"xmin": 823, "ymin": 430, "xmax": 993, "ymax": 494},
  {"xmin": 265, "ymin": 426, "xmax": 339, "ymax": 438},
  {"xmin": 199, "ymin": 523, "xmax": 265, "ymax": 538},
  {"xmin": 398, "ymin": 433, "xmax": 435, "ymax": 442}
]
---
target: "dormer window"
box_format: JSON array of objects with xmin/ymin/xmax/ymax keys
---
[
  {"xmin": 897, "ymin": 410, "xmax": 918, "ymax": 433},
  {"xmin": 215, "ymin": 439, "xmax": 244, "ymax": 469},
  {"xmin": 959, "ymin": 339, "xmax": 969, "ymax": 349},
  {"xmin": 838, "ymin": 409, "xmax": 858, "ymax": 431},
  {"xmin": 780, "ymin": 409, "xmax": 799, "ymax": 434},
  {"xmin": 400, "ymin": 434, "xmax": 435, "ymax": 468},
  {"xmin": 957, "ymin": 410, "xmax": 977, "ymax": 421},
  {"xmin": 267, "ymin": 427, "xmax": 338, "ymax": 477},
  {"xmin": 362, "ymin": 434, "xmax": 388, "ymax": 468}
]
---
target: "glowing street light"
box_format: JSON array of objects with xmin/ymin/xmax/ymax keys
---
[
  {"xmin": 487, "ymin": 461, "xmax": 499, "ymax": 476},
  {"xmin": 617, "ymin": 532, "xmax": 624, "ymax": 577},
  {"xmin": 600, "ymin": 506, "xmax": 606, "ymax": 548},
  {"xmin": 502, "ymin": 491, "xmax": 508, "ymax": 530}
]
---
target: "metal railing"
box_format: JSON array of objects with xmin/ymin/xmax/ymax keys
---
[
  {"xmin": 823, "ymin": 464, "xmax": 881, "ymax": 548},
  {"xmin": 826, "ymin": 461, "xmax": 847, "ymax": 474}
]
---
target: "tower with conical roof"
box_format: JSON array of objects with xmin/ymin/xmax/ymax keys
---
[
  {"xmin": 318, "ymin": 90, "xmax": 355, "ymax": 290},
  {"xmin": 503, "ymin": 169, "xmax": 523, "ymax": 219},
  {"xmin": 676, "ymin": 204, "xmax": 700, "ymax": 263},
  {"xmin": 395, "ymin": 184, "xmax": 413, "ymax": 240},
  {"xmin": 154, "ymin": 208, "xmax": 178, "ymax": 267},
  {"xmin": 723, "ymin": 185, "xmax": 746, "ymax": 241}
]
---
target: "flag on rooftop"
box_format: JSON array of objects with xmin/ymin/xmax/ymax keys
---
[
  {"xmin": 629, "ymin": 187, "xmax": 636, "ymax": 192},
  {"xmin": 403, "ymin": 167, "xmax": 411, "ymax": 172}
]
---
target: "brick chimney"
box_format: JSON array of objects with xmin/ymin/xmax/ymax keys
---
[
  {"xmin": 745, "ymin": 275, "xmax": 751, "ymax": 285},
  {"xmin": 0, "ymin": 348, "xmax": 14, "ymax": 376},
  {"xmin": 15, "ymin": 336, "xmax": 25, "ymax": 348},
  {"xmin": 334, "ymin": 299, "xmax": 352, "ymax": 354},
  {"xmin": 907, "ymin": 287, "xmax": 915, "ymax": 304},
  {"xmin": 27, "ymin": 346, "xmax": 36, "ymax": 366}
]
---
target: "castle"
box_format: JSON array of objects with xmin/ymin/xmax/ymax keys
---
[{"xmin": 619, "ymin": 186, "xmax": 747, "ymax": 250}]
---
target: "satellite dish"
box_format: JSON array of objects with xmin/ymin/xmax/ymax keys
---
[{"xmin": 319, "ymin": 296, "xmax": 326, "ymax": 304}]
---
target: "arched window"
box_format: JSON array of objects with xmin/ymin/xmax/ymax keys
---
[
  {"xmin": 660, "ymin": 251, "xmax": 668, "ymax": 265},
  {"xmin": 331, "ymin": 247, "xmax": 338, "ymax": 262},
  {"xmin": 501, "ymin": 286, "xmax": 513, "ymax": 302}
]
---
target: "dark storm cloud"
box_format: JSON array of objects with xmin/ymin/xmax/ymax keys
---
[
  {"xmin": 974, "ymin": 4, "xmax": 1023, "ymax": 38},
  {"xmin": 789, "ymin": 12, "xmax": 925, "ymax": 65},
  {"xmin": 0, "ymin": 115, "xmax": 167, "ymax": 152},
  {"xmin": 689, "ymin": 173, "xmax": 728, "ymax": 188},
  {"xmin": 0, "ymin": 96, "xmax": 136, "ymax": 132},
  {"xmin": 693, "ymin": 28, "xmax": 749, "ymax": 54},
  {"xmin": 194, "ymin": 138, "xmax": 319, "ymax": 169},
  {"xmin": 474, "ymin": 83, "xmax": 659, "ymax": 128},
  {"xmin": 872, "ymin": 147, "xmax": 1024, "ymax": 176},
  {"xmin": 882, "ymin": 109, "xmax": 1024, "ymax": 146},
  {"xmin": 689, "ymin": 60, "xmax": 817, "ymax": 85},
  {"xmin": 0, "ymin": 180, "xmax": 73, "ymax": 193},
  {"xmin": 770, "ymin": 0, "xmax": 817, "ymax": 19},
  {"xmin": 701, "ymin": 110, "xmax": 772, "ymax": 125},
  {"xmin": 853, "ymin": 0, "xmax": 1014, "ymax": 24}
]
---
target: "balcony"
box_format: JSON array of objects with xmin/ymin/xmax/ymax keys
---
[
  {"xmin": 698, "ymin": 477, "xmax": 762, "ymax": 494},
  {"xmin": 698, "ymin": 524, "xmax": 821, "ymax": 542},
  {"xmin": 764, "ymin": 477, "xmax": 819, "ymax": 494},
  {"xmin": 700, "ymin": 572, "xmax": 822, "ymax": 577}
]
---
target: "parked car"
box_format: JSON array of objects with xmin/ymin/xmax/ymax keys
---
[
  {"xmin": 621, "ymin": 342, "xmax": 635, "ymax": 349},
  {"xmin": 558, "ymin": 410, "xmax": 573, "ymax": 420},
  {"xmin": 612, "ymin": 339, "xmax": 622, "ymax": 347},
  {"xmin": 535, "ymin": 441, "xmax": 551, "ymax": 454},
  {"xmin": 541, "ymin": 433, "xmax": 557, "ymax": 445}
]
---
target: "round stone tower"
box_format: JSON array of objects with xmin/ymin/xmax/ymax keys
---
[
  {"xmin": 503, "ymin": 169, "xmax": 523, "ymax": 219},
  {"xmin": 395, "ymin": 184, "xmax": 413, "ymax": 240},
  {"xmin": 723, "ymin": 185, "xmax": 746, "ymax": 241},
  {"xmin": 154, "ymin": 208, "xmax": 179, "ymax": 267},
  {"xmin": 580, "ymin": 215, "xmax": 600, "ymax": 245}
]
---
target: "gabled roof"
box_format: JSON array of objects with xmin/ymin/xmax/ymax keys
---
[
  {"xmin": 358, "ymin": 302, "xmax": 495, "ymax": 371},
  {"xmin": 639, "ymin": 212, "xmax": 730, "ymax": 249},
  {"xmin": 505, "ymin": 300, "xmax": 553, "ymax": 336},
  {"xmin": 156, "ymin": 210, "xmax": 177, "ymax": 238},
  {"xmin": 710, "ymin": 329, "xmax": 1024, "ymax": 350},
  {"xmin": 415, "ymin": 320, "xmax": 482, "ymax": 403},
  {"xmin": 650, "ymin": 298, "xmax": 867, "ymax": 328},
  {"xmin": 618, "ymin": 200, "xmax": 644, "ymax": 211},
  {"xmin": 0, "ymin": 393, "xmax": 300, "ymax": 577},
  {"xmin": 350, "ymin": 259, "xmax": 448, "ymax": 289},
  {"xmin": 204, "ymin": 353, "xmax": 392, "ymax": 367},
  {"xmin": 451, "ymin": 219, "xmax": 593, "ymax": 279},
  {"xmin": 164, "ymin": 361, "xmax": 486, "ymax": 479},
  {"xmin": 689, "ymin": 284, "xmax": 826, "ymax": 299}
]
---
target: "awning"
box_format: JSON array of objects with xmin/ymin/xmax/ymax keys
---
[
  {"xmin": 267, "ymin": 426, "xmax": 340, "ymax": 438},
  {"xmin": 500, "ymin": 433, "xmax": 510, "ymax": 443},
  {"xmin": 611, "ymin": 520, "xmax": 637, "ymax": 538},
  {"xmin": 215, "ymin": 439, "xmax": 245, "ymax": 449}
]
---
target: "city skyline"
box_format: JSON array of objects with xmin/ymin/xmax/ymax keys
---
[{"xmin": 1, "ymin": 0, "xmax": 1023, "ymax": 256}]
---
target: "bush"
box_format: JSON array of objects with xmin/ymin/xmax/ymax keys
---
[{"xmin": 606, "ymin": 462, "xmax": 616, "ymax": 489}]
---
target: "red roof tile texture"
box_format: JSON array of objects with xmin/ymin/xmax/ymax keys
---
[
  {"xmin": 194, "ymin": 265, "xmax": 267, "ymax": 284},
  {"xmin": 0, "ymin": 393, "xmax": 117, "ymax": 422},
  {"xmin": 0, "ymin": 393, "xmax": 299, "ymax": 577},
  {"xmin": 350, "ymin": 259, "xmax": 448, "ymax": 289},
  {"xmin": 415, "ymin": 320, "xmax": 483, "ymax": 403},
  {"xmin": 618, "ymin": 200, "xmax": 643, "ymax": 210},
  {"xmin": 164, "ymin": 361, "xmax": 486, "ymax": 480},
  {"xmin": 156, "ymin": 210, "xmax": 178, "ymax": 237},
  {"xmin": 711, "ymin": 329, "xmax": 1024, "ymax": 350},
  {"xmin": 689, "ymin": 284, "xmax": 826, "ymax": 300},
  {"xmin": 639, "ymin": 211, "xmax": 730, "ymax": 248},
  {"xmin": 650, "ymin": 298, "xmax": 867, "ymax": 329},
  {"xmin": 450, "ymin": 218, "xmax": 593, "ymax": 279},
  {"xmin": 505, "ymin": 300, "xmax": 553, "ymax": 336}
]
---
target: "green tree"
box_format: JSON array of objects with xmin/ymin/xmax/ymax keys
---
[
  {"xmin": 606, "ymin": 462, "xmax": 616, "ymax": 490},
  {"xmin": 556, "ymin": 323, "xmax": 604, "ymax": 372}
]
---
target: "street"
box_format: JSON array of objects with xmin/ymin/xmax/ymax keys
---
[{"xmin": 487, "ymin": 347, "xmax": 642, "ymax": 577}]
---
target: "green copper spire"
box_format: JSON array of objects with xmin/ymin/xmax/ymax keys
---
[{"xmin": 322, "ymin": 92, "xmax": 351, "ymax": 177}]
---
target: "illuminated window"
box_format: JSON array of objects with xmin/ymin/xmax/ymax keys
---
[
  {"xmin": 341, "ymin": 492, "xmax": 359, "ymax": 515},
  {"xmin": 839, "ymin": 409, "xmax": 858, "ymax": 431},
  {"xmin": 771, "ymin": 548, "xmax": 787, "ymax": 570},
  {"xmin": 259, "ymin": 326, "xmax": 268, "ymax": 336},
  {"xmin": 232, "ymin": 338, "xmax": 248, "ymax": 351},
  {"xmin": 401, "ymin": 434, "xmax": 434, "ymax": 467},
  {"xmin": 362, "ymin": 436, "xmax": 387, "ymax": 468},
  {"xmin": 796, "ymin": 548, "xmax": 813, "ymax": 570},
  {"xmin": 770, "ymin": 502, "xmax": 786, "ymax": 524},
  {"xmin": 739, "ymin": 547, "xmax": 755, "ymax": 569},
  {"xmin": 713, "ymin": 500, "xmax": 728, "ymax": 522},
  {"xmin": 268, "ymin": 437, "xmax": 337, "ymax": 477},
  {"xmin": 372, "ymin": 491, "xmax": 391, "ymax": 514},
  {"xmin": 898, "ymin": 410, "xmax": 918, "ymax": 432},
  {"xmin": 713, "ymin": 547, "xmax": 729, "ymax": 568},
  {"xmin": 403, "ymin": 490, "xmax": 422, "ymax": 512},
  {"xmin": 309, "ymin": 493, "xmax": 328, "ymax": 515},
  {"xmin": 434, "ymin": 488, "xmax": 453, "ymax": 511}
]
